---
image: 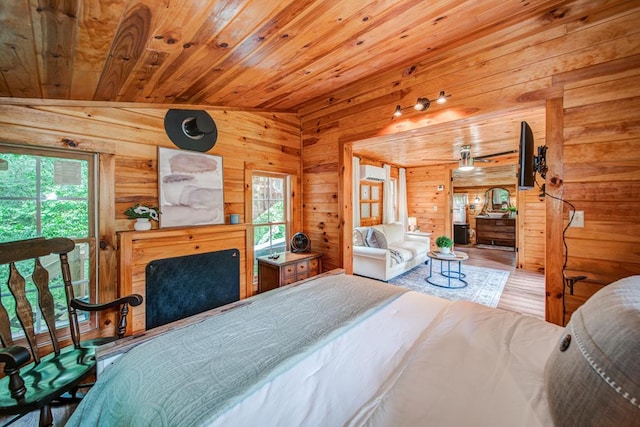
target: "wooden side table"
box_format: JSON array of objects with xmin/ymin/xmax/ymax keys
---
[{"xmin": 257, "ymin": 252, "xmax": 323, "ymax": 293}]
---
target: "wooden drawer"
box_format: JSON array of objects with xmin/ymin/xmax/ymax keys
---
[
  {"xmin": 476, "ymin": 217, "xmax": 515, "ymax": 247},
  {"xmin": 283, "ymin": 264, "xmax": 296, "ymax": 278},
  {"xmin": 282, "ymin": 276, "xmax": 297, "ymax": 285},
  {"xmin": 296, "ymin": 260, "xmax": 309, "ymax": 274},
  {"xmin": 309, "ymin": 258, "xmax": 319, "ymax": 274}
]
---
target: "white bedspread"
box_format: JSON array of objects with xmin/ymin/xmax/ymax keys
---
[
  {"xmin": 211, "ymin": 292, "xmax": 563, "ymax": 426},
  {"xmin": 70, "ymin": 275, "xmax": 563, "ymax": 426}
]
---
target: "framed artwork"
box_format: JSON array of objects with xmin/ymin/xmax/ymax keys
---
[{"xmin": 158, "ymin": 147, "xmax": 224, "ymax": 228}]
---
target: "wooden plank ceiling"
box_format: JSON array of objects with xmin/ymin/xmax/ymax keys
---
[
  {"xmin": 0, "ymin": 0, "xmax": 558, "ymax": 169},
  {"xmin": 353, "ymin": 107, "xmax": 547, "ymax": 173}
]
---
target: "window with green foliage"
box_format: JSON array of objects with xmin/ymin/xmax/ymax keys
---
[
  {"xmin": 252, "ymin": 173, "xmax": 290, "ymax": 279},
  {"xmin": 0, "ymin": 144, "xmax": 96, "ymax": 336}
]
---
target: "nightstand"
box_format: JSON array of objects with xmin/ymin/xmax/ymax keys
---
[{"xmin": 257, "ymin": 252, "xmax": 323, "ymax": 293}]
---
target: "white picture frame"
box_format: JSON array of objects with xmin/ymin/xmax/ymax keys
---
[{"xmin": 158, "ymin": 147, "xmax": 224, "ymax": 228}]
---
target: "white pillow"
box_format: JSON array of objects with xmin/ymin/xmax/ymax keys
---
[
  {"xmin": 381, "ymin": 222, "xmax": 405, "ymax": 245},
  {"xmin": 365, "ymin": 228, "xmax": 388, "ymax": 249},
  {"xmin": 544, "ymin": 275, "xmax": 640, "ymax": 426},
  {"xmin": 353, "ymin": 229, "xmax": 365, "ymax": 246}
]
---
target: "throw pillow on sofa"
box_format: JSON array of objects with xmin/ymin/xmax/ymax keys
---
[
  {"xmin": 365, "ymin": 228, "xmax": 388, "ymax": 249},
  {"xmin": 353, "ymin": 229, "xmax": 366, "ymax": 246}
]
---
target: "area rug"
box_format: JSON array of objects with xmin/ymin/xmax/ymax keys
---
[{"xmin": 388, "ymin": 262, "xmax": 509, "ymax": 308}]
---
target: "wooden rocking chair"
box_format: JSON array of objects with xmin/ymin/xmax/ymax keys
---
[{"xmin": 0, "ymin": 237, "xmax": 143, "ymax": 426}]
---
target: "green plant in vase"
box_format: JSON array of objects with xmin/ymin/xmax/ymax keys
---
[
  {"xmin": 125, "ymin": 203, "xmax": 160, "ymax": 230},
  {"xmin": 435, "ymin": 235, "xmax": 454, "ymax": 254}
]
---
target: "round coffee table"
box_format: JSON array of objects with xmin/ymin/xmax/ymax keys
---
[{"xmin": 426, "ymin": 251, "xmax": 469, "ymax": 289}]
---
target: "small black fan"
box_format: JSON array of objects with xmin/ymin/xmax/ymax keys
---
[{"xmin": 290, "ymin": 232, "xmax": 311, "ymax": 253}]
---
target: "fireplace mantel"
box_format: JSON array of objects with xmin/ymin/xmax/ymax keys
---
[{"xmin": 118, "ymin": 224, "xmax": 252, "ymax": 333}]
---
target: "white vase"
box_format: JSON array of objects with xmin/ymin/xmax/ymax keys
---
[
  {"xmin": 134, "ymin": 218, "xmax": 152, "ymax": 231},
  {"xmin": 440, "ymin": 246, "xmax": 450, "ymax": 254}
]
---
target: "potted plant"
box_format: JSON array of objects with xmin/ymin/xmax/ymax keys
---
[
  {"xmin": 125, "ymin": 204, "xmax": 160, "ymax": 230},
  {"xmin": 435, "ymin": 235, "xmax": 454, "ymax": 254},
  {"xmin": 508, "ymin": 206, "xmax": 517, "ymax": 218}
]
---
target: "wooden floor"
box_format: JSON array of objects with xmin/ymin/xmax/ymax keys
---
[{"xmin": 457, "ymin": 245, "xmax": 546, "ymax": 319}]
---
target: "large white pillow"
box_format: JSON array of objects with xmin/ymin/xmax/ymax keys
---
[
  {"xmin": 365, "ymin": 227, "xmax": 387, "ymax": 249},
  {"xmin": 544, "ymin": 275, "xmax": 640, "ymax": 426},
  {"xmin": 380, "ymin": 222, "xmax": 404, "ymax": 245}
]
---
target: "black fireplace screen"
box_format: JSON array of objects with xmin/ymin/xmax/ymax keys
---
[{"xmin": 145, "ymin": 249, "xmax": 240, "ymax": 329}]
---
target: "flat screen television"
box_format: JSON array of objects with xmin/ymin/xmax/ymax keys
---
[{"xmin": 518, "ymin": 121, "xmax": 535, "ymax": 190}]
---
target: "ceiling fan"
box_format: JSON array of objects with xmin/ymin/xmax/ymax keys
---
[
  {"xmin": 425, "ymin": 145, "xmax": 517, "ymax": 170},
  {"xmin": 473, "ymin": 149, "xmax": 518, "ymax": 162},
  {"xmin": 460, "ymin": 145, "xmax": 519, "ymax": 170}
]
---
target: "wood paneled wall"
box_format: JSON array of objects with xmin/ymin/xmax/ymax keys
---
[
  {"xmin": 552, "ymin": 56, "xmax": 640, "ymax": 324},
  {"xmin": 300, "ymin": 1, "xmax": 640, "ymax": 324},
  {"xmin": 518, "ymin": 188, "xmax": 546, "ymax": 272},
  {"xmin": 406, "ymin": 164, "xmax": 451, "ymax": 248},
  {"xmin": 0, "ymin": 102, "xmax": 301, "ymax": 338}
]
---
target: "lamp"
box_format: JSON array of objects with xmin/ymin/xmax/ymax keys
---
[
  {"xmin": 458, "ymin": 145, "xmax": 475, "ymax": 171},
  {"xmin": 407, "ymin": 217, "xmax": 417, "ymax": 231},
  {"xmin": 393, "ymin": 90, "xmax": 449, "ymax": 117}
]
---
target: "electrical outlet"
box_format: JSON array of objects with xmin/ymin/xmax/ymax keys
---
[
  {"xmin": 570, "ymin": 210, "xmax": 584, "ymax": 227},
  {"xmin": 433, "ymin": 205, "xmax": 438, "ymax": 212}
]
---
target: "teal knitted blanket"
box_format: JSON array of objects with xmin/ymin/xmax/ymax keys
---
[{"xmin": 67, "ymin": 274, "xmax": 406, "ymax": 426}]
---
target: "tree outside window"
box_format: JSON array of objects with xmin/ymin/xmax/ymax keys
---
[
  {"xmin": 252, "ymin": 174, "xmax": 289, "ymax": 278},
  {"xmin": 0, "ymin": 146, "xmax": 95, "ymax": 336}
]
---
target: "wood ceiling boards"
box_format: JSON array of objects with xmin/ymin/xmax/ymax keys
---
[
  {"xmin": 0, "ymin": 0, "xmax": 563, "ymax": 111},
  {"xmin": 0, "ymin": 0, "xmax": 560, "ymax": 168}
]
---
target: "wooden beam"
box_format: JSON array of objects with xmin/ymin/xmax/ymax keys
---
[
  {"xmin": 545, "ymin": 95, "xmax": 565, "ymax": 325},
  {"xmin": 340, "ymin": 141, "xmax": 353, "ymax": 274}
]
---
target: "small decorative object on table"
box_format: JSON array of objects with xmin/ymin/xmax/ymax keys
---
[
  {"xmin": 125, "ymin": 203, "xmax": 160, "ymax": 231},
  {"xmin": 435, "ymin": 235, "xmax": 454, "ymax": 254}
]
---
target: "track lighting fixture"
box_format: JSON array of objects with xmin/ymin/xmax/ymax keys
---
[{"xmin": 393, "ymin": 90, "xmax": 449, "ymax": 117}]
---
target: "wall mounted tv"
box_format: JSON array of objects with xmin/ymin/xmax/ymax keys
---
[
  {"xmin": 518, "ymin": 121, "xmax": 536, "ymax": 190},
  {"xmin": 518, "ymin": 121, "xmax": 548, "ymax": 190}
]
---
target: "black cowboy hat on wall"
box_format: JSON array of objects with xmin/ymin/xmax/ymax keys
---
[{"xmin": 164, "ymin": 109, "xmax": 218, "ymax": 152}]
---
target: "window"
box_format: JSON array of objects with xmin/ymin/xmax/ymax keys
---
[
  {"xmin": 252, "ymin": 173, "xmax": 290, "ymax": 279},
  {"xmin": 0, "ymin": 145, "xmax": 96, "ymax": 336},
  {"xmin": 360, "ymin": 181, "xmax": 383, "ymax": 226}
]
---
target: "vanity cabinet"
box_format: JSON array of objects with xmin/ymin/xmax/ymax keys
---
[{"xmin": 476, "ymin": 218, "xmax": 515, "ymax": 247}]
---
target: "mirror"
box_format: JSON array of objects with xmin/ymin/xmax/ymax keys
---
[{"xmin": 479, "ymin": 187, "xmax": 512, "ymax": 216}]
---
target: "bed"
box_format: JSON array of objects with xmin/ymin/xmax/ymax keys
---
[{"xmin": 66, "ymin": 270, "xmax": 640, "ymax": 426}]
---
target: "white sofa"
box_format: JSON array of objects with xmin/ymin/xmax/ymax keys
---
[{"xmin": 353, "ymin": 222, "xmax": 431, "ymax": 281}]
